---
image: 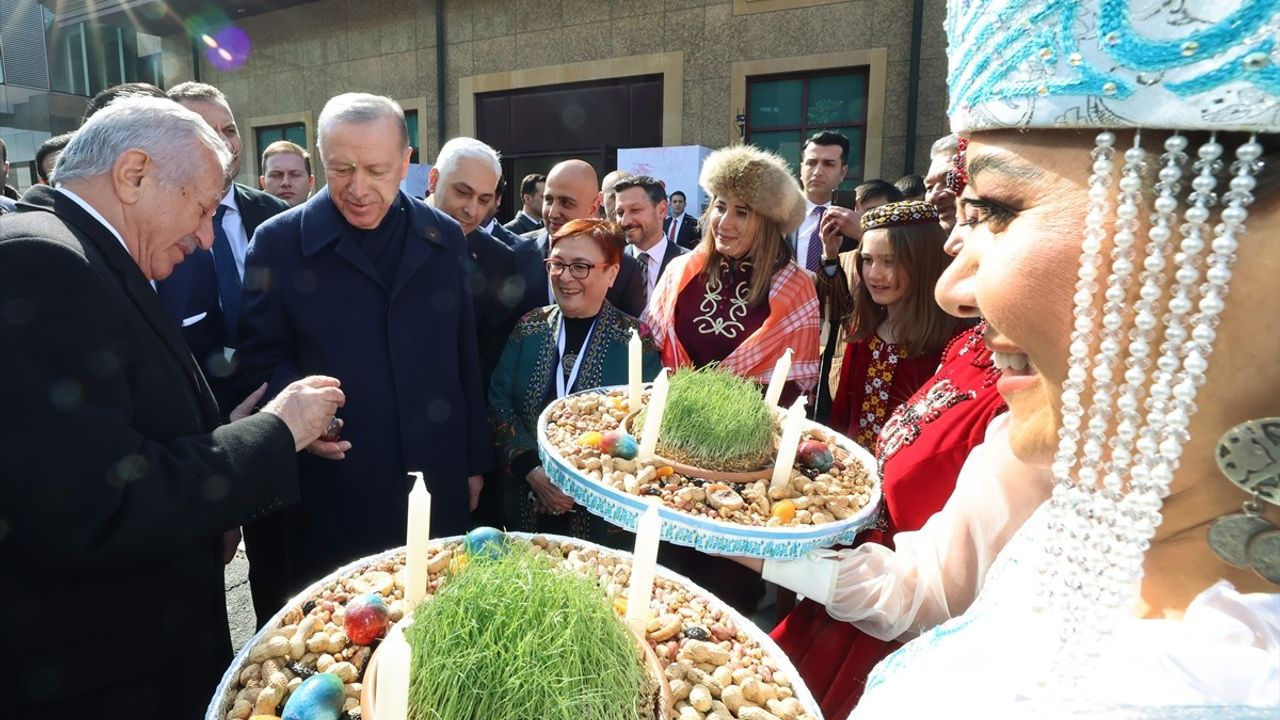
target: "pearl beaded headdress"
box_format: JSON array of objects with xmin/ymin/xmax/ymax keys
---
[{"xmin": 946, "ymin": 0, "xmax": 1279, "ymax": 697}]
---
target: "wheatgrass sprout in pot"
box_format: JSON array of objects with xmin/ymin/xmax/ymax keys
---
[
  {"xmin": 405, "ymin": 545, "xmax": 656, "ymax": 720},
  {"xmin": 635, "ymin": 366, "xmax": 777, "ymax": 472}
]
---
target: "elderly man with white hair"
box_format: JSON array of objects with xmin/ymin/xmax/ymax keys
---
[
  {"xmin": 234, "ymin": 94, "xmax": 494, "ymax": 594},
  {"xmin": 0, "ymin": 96, "xmax": 345, "ymax": 714}
]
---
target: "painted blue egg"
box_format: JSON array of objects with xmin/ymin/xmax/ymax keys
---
[
  {"xmin": 600, "ymin": 430, "xmax": 639, "ymax": 460},
  {"xmin": 464, "ymin": 526, "xmax": 508, "ymax": 560},
  {"xmin": 281, "ymin": 672, "xmax": 344, "ymax": 720}
]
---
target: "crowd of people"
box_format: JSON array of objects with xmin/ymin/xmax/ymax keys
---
[{"xmin": 1, "ymin": 0, "xmax": 1277, "ymax": 715}]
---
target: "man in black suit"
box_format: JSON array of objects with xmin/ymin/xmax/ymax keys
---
[
  {"xmin": 513, "ymin": 159, "xmax": 646, "ymax": 318},
  {"xmin": 159, "ymin": 82, "xmax": 296, "ymax": 627},
  {"xmin": 503, "ymin": 172, "xmax": 545, "ymax": 235},
  {"xmin": 425, "ymin": 137, "xmax": 526, "ymax": 382},
  {"xmin": 615, "ymin": 175, "xmax": 688, "ymax": 308},
  {"xmin": 0, "ymin": 96, "xmax": 343, "ymax": 716},
  {"xmin": 663, "ymin": 190, "xmax": 701, "ymax": 250},
  {"xmin": 158, "ymin": 82, "xmax": 289, "ymax": 404}
]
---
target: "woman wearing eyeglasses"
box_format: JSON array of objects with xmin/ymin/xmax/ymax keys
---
[{"xmin": 488, "ymin": 218, "xmax": 663, "ymax": 543}]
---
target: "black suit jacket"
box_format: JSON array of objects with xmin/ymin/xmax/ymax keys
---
[
  {"xmin": 503, "ymin": 211, "xmax": 542, "ymax": 236},
  {"xmin": 156, "ymin": 183, "xmax": 288, "ymax": 409},
  {"xmin": 467, "ymin": 228, "xmax": 526, "ymax": 383},
  {"xmin": 0, "ymin": 186, "xmax": 297, "ymax": 714},
  {"xmin": 664, "ymin": 213, "xmax": 701, "ymax": 250},
  {"xmin": 488, "ymin": 220, "xmax": 524, "ymax": 248},
  {"xmin": 512, "ymin": 228, "xmax": 647, "ymax": 318}
]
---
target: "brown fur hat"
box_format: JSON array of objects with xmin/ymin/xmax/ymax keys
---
[{"xmin": 699, "ymin": 145, "xmax": 807, "ymax": 234}]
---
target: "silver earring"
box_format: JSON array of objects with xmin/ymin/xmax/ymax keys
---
[{"xmin": 1207, "ymin": 418, "xmax": 1280, "ymax": 583}]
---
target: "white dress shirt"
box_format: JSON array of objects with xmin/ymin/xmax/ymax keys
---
[
  {"xmin": 631, "ymin": 236, "xmax": 670, "ymax": 297},
  {"xmin": 219, "ymin": 185, "xmax": 250, "ymax": 280}
]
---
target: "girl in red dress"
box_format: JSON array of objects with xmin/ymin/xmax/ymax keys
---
[{"xmin": 828, "ymin": 201, "xmax": 959, "ymax": 449}]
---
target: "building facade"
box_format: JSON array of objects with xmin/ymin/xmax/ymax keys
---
[{"xmin": 3, "ymin": 0, "xmax": 949, "ymax": 206}]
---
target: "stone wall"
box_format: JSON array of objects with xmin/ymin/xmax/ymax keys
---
[{"xmin": 162, "ymin": 0, "xmax": 950, "ymax": 185}]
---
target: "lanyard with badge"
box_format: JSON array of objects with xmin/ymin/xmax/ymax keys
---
[{"xmin": 556, "ymin": 316, "xmax": 598, "ymax": 398}]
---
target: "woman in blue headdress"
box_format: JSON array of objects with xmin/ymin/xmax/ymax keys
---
[{"xmin": 753, "ymin": 1, "xmax": 1280, "ymax": 716}]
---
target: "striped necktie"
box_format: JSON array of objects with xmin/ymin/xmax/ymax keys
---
[{"xmin": 805, "ymin": 205, "xmax": 826, "ymax": 271}]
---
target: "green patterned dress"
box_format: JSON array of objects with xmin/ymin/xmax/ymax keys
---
[{"xmin": 488, "ymin": 301, "xmax": 663, "ymax": 544}]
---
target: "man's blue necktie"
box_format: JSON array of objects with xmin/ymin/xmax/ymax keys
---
[{"xmin": 211, "ymin": 204, "xmax": 243, "ymax": 345}]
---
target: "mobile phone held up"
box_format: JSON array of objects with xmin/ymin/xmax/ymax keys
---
[{"xmin": 830, "ymin": 188, "xmax": 857, "ymax": 210}]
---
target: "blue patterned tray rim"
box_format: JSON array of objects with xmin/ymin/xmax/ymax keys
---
[
  {"xmin": 206, "ymin": 533, "xmax": 825, "ymax": 720},
  {"xmin": 536, "ymin": 384, "xmax": 883, "ymax": 560}
]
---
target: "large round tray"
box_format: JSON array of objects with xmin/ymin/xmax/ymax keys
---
[
  {"xmin": 537, "ymin": 385, "xmax": 882, "ymax": 559},
  {"xmin": 205, "ymin": 532, "xmax": 824, "ymax": 720}
]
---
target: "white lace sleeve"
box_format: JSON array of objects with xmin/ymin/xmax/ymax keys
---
[{"xmin": 762, "ymin": 415, "xmax": 1052, "ymax": 641}]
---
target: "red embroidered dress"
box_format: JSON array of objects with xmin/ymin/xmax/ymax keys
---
[
  {"xmin": 829, "ymin": 333, "xmax": 945, "ymax": 451},
  {"xmin": 770, "ymin": 324, "xmax": 1006, "ymax": 718}
]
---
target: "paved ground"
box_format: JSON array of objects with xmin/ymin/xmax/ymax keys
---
[{"xmin": 224, "ymin": 544, "xmax": 257, "ymax": 653}]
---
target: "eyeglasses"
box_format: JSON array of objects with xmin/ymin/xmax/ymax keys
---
[{"xmin": 544, "ymin": 259, "xmax": 609, "ymax": 279}]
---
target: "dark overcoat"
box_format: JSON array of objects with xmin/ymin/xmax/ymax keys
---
[
  {"xmin": 235, "ymin": 188, "xmax": 493, "ymax": 583},
  {"xmin": 0, "ymin": 186, "xmax": 297, "ymax": 715}
]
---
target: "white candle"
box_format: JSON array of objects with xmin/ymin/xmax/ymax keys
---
[
  {"xmin": 405, "ymin": 472, "xmax": 431, "ymax": 612},
  {"xmin": 628, "ymin": 328, "xmax": 643, "ymax": 413},
  {"xmin": 770, "ymin": 395, "xmax": 808, "ymax": 491},
  {"xmin": 625, "ymin": 503, "xmax": 662, "ymax": 633},
  {"xmin": 376, "ymin": 622, "xmax": 411, "ymax": 720},
  {"xmin": 637, "ymin": 369, "xmax": 670, "ymax": 460},
  {"xmin": 763, "ymin": 347, "xmax": 793, "ymax": 408}
]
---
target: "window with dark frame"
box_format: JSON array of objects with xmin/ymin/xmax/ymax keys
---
[
  {"xmin": 253, "ymin": 123, "xmax": 307, "ymax": 176},
  {"xmin": 745, "ymin": 67, "xmax": 868, "ymax": 188}
]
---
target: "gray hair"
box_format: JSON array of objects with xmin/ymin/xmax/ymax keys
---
[
  {"xmin": 166, "ymin": 81, "xmax": 230, "ymax": 106},
  {"xmin": 317, "ymin": 93, "xmax": 408, "ymax": 154},
  {"xmin": 53, "ymin": 96, "xmax": 233, "ymax": 186},
  {"xmin": 434, "ymin": 136, "xmax": 501, "ymax": 184},
  {"xmin": 930, "ymin": 133, "xmax": 959, "ymax": 159}
]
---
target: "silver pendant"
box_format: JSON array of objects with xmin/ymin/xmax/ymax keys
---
[
  {"xmin": 1216, "ymin": 418, "xmax": 1280, "ymax": 504},
  {"xmin": 1211, "ymin": 419, "xmax": 1280, "ymax": 585},
  {"xmin": 1245, "ymin": 531, "xmax": 1280, "ymax": 584},
  {"xmin": 1208, "ymin": 505, "xmax": 1272, "ymax": 567}
]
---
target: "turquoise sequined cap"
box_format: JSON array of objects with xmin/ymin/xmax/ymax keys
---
[{"xmin": 946, "ymin": 0, "xmax": 1280, "ymax": 133}]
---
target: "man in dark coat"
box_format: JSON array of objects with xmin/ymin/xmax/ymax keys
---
[
  {"xmin": 425, "ymin": 137, "xmax": 527, "ymax": 384},
  {"xmin": 235, "ymin": 93, "xmax": 493, "ymax": 589},
  {"xmin": 502, "ymin": 172, "xmax": 544, "ymax": 235},
  {"xmin": 513, "ymin": 159, "xmax": 646, "ymax": 318},
  {"xmin": 157, "ymin": 82, "xmax": 290, "ymax": 411},
  {"xmin": 0, "ymin": 97, "xmax": 342, "ymax": 716},
  {"xmin": 663, "ymin": 190, "xmax": 702, "ymax": 250}
]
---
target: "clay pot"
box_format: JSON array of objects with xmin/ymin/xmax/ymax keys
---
[{"xmin": 361, "ymin": 623, "xmax": 673, "ymax": 719}]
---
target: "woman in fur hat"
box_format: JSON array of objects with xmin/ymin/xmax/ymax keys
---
[
  {"xmin": 643, "ymin": 144, "xmax": 821, "ymax": 612},
  {"xmin": 643, "ymin": 144, "xmax": 821, "ymax": 407}
]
